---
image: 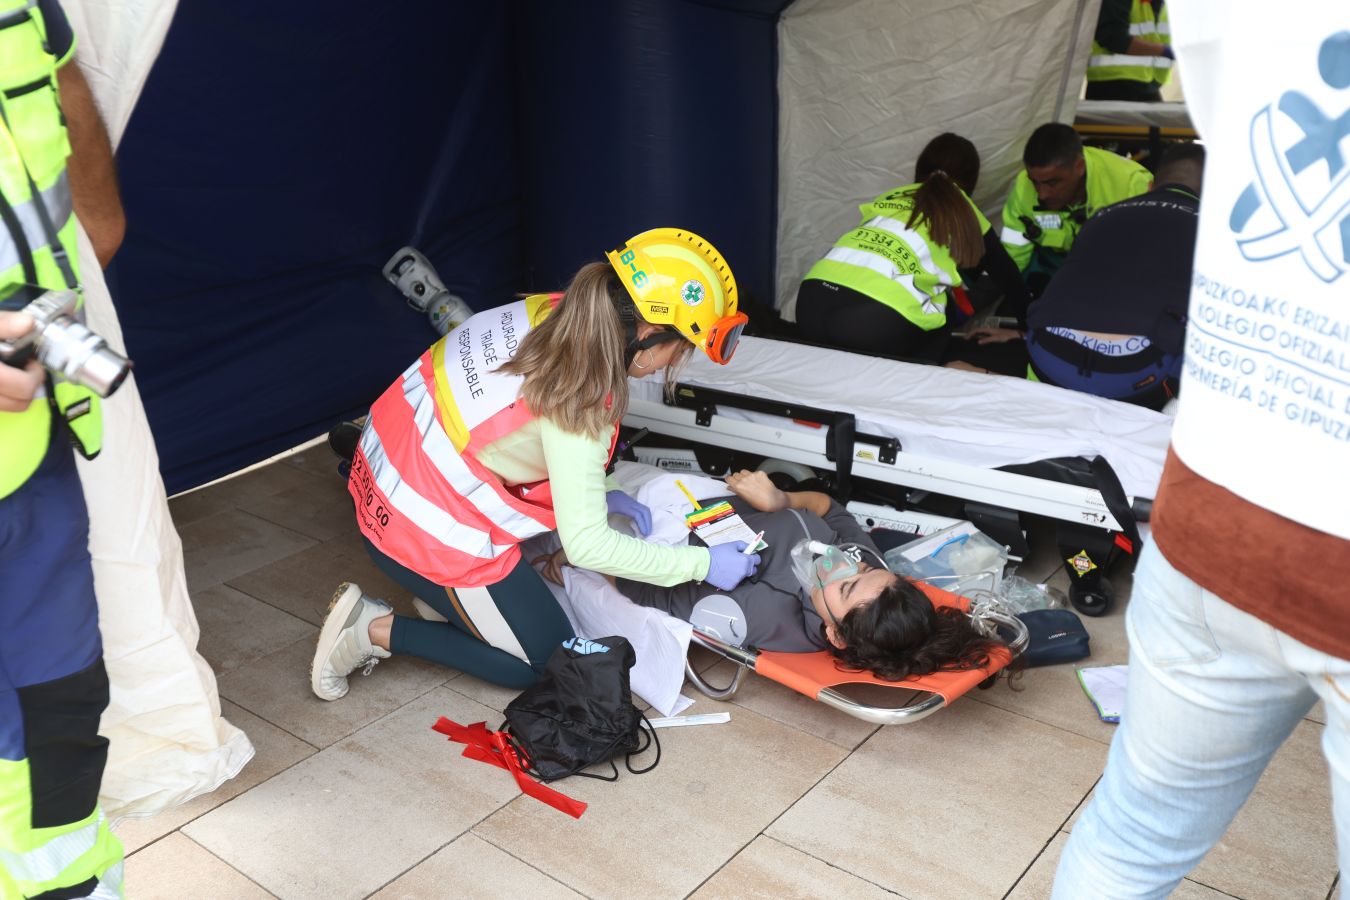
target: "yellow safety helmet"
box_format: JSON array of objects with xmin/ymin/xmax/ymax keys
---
[{"xmin": 606, "ymin": 228, "xmax": 748, "ymax": 365}]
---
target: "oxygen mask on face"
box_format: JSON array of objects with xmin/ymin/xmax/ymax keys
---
[{"xmin": 789, "ymin": 540, "xmax": 887, "ymax": 594}]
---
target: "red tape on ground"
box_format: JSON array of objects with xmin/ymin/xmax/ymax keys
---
[{"xmin": 432, "ymin": 717, "xmax": 587, "ymax": 819}]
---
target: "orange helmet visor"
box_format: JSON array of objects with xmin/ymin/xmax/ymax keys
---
[{"xmin": 704, "ymin": 311, "xmax": 749, "ymax": 365}]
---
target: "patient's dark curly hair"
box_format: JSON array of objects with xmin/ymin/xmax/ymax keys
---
[{"xmin": 825, "ymin": 577, "xmax": 1007, "ymax": 682}]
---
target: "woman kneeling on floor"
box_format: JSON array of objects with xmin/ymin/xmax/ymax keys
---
[{"xmin": 310, "ymin": 229, "xmax": 759, "ymax": 699}]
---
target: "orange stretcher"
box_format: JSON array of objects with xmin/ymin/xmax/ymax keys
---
[{"xmin": 683, "ymin": 582, "xmax": 1029, "ymax": 725}]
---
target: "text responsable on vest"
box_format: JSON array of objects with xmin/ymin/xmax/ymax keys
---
[{"xmin": 451, "ymin": 301, "xmax": 530, "ymax": 428}]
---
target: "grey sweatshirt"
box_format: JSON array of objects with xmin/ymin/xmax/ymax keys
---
[{"xmin": 616, "ymin": 496, "xmax": 878, "ymax": 652}]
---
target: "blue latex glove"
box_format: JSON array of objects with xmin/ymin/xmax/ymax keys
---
[
  {"xmin": 605, "ymin": 490, "xmax": 652, "ymax": 536},
  {"xmin": 705, "ymin": 541, "xmax": 761, "ymax": 591},
  {"xmin": 1160, "ymin": 44, "xmax": 1175, "ymax": 60}
]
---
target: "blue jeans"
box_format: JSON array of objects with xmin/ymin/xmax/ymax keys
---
[{"xmin": 1053, "ymin": 541, "xmax": 1349, "ymax": 898}]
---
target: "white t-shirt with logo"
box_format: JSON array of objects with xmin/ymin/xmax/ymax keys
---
[{"xmin": 1169, "ymin": 6, "xmax": 1350, "ymax": 539}]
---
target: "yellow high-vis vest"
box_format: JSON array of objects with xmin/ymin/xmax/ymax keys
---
[
  {"xmin": 0, "ymin": 0, "xmax": 101, "ymax": 500},
  {"xmin": 804, "ymin": 182, "xmax": 990, "ymax": 331},
  {"xmin": 1087, "ymin": 0, "xmax": 1172, "ymax": 87}
]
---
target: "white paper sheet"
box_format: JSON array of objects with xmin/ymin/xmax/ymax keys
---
[{"xmin": 1077, "ymin": 664, "xmax": 1128, "ymax": 723}]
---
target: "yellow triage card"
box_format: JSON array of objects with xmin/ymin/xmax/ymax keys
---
[{"xmin": 684, "ymin": 501, "xmax": 768, "ymax": 552}]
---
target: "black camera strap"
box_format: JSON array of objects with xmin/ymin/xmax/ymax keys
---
[{"xmin": 0, "ymin": 182, "xmax": 40, "ymax": 288}]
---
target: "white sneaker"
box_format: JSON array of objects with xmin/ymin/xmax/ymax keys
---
[
  {"xmin": 310, "ymin": 583, "xmax": 392, "ymax": 701},
  {"xmin": 411, "ymin": 596, "xmax": 449, "ymax": 623}
]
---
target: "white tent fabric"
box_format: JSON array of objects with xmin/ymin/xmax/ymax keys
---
[
  {"xmin": 775, "ymin": 0, "xmax": 1100, "ymax": 318},
  {"xmin": 63, "ymin": 0, "xmax": 254, "ymax": 820}
]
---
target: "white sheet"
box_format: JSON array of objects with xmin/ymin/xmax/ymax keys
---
[
  {"xmin": 63, "ymin": 0, "xmax": 255, "ymax": 820},
  {"xmin": 523, "ymin": 464, "xmax": 734, "ymax": 716},
  {"xmin": 633, "ymin": 336, "xmax": 1172, "ymax": 500}
]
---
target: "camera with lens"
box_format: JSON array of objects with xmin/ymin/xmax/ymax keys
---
[{"xmin": 0, "ymin": 288, "xmax": 132, "ymax": 398}]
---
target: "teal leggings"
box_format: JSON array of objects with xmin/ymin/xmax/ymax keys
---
[{"xmin": 362, "ymin": 538, "xmax": 574, "ymax": 689}]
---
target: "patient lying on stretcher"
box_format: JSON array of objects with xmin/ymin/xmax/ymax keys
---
[{"xmin": 535, "ymin": 471, "xmax": 1005, "ymax": 681}]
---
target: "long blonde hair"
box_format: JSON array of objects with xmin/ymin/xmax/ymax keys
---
[{"xmin": 497, "ymin": 262, "xmax": 652, "ymax": 439}]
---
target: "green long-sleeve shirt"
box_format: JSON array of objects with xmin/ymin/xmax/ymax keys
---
[{"xmin": 477, "ymin": 416, "xmax": 710, "ymax": 586}]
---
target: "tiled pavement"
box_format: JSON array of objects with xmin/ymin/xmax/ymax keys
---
[{"xmin": 115, "ymin": 448, "xmax": 1342, "ymax": 899}]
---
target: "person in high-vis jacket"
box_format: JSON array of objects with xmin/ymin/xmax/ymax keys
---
[
  {"xmin": 1086, "ymin": 0, "xmax": 1173, "ymax": 103},
  {"xmin": 1000, "ymin": 123, "xmax": 1152, "ymax": 292},
  {"xmin": 0, "ymin": 1, "xmax": 128, "ymax": 898},
  {"xmin": 956, "ymin": 144, "xmax": 1204, "ymax": 408},
  {"xmin": 795, "ymin": 133, "xmax": 1030, "ymax": 361},
  {"xmin": 311, "ymin": 229, "xmax": 760, "ymax": 698}
]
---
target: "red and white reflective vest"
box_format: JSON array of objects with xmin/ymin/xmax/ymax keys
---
[{"xmin": 350, "ymin": 295, "xmax": 611, "ymax": 587}]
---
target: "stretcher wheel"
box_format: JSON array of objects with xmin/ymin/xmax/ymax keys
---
[
  {"xmin": 756, "ymin": 458, "xmax": 816, "ymax": 485},
  {"xmin": 1070, "ymin": 576, "xmax": 1114, "ymax": 617}
]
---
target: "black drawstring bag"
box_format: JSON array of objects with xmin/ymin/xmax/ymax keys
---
[{"xmin": 503, "ymin": 635, "xmax": 660, "ymax": 783}]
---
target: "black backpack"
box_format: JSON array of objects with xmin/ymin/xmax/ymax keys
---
[{"xmin": 503, "ymin": 635, "xmax": 660, "ymax": 783}]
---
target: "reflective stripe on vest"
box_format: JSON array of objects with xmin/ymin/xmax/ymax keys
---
[
  {"xmin": 0, "ymin": 771, "xmax": 122, "ymax": 900},
  {"xmin": 0, "ymin": 811, "xmax": 103, "ymax": 883},
  {"xmin": 1000, "ymin": 148, "xmax": 1152, "ymax": 269},
  {"xmin": 848, "ymin": 214, "xmax": 949, "ymax": 283},
  {"xmin": 1128, "ymin": 20, "xmax": 1169, "ymax": 35},
  {"xmin": 354, "ymin": 409, "xmax": 522, "ymax": 562},
  {"xmin": 1087, "ymin": 53, "xmax": 1173, "ymax": 72},
  {"xmin": 88, "ymin": 859, "xmax": 124, "ymax": 899},
  {"xmin": 0, "ymin": 1, "xmax": 100, "ymax": 500},
  {"xmin": 818, "ymin": 247, "xmax": 940, "ymax": 316},
  {"xmin": 372, "ymin": 361, "xmax": 553, "ymax": 545},
  {"xmin": 350, "ymin": 298, "xmax": 566, "ymax": 588},
  {"xmin": 804, "ymin": 181, "xmax": 992, "ymax": 329},
  {"xmin": 0, "ymin": 1, "xmax": 40, "ymax": 29},
  {"xmin": 0, "ymin": 171, "xmax": 69, "ymax": 273},
  {"xmin": 1086, "ymin": 0, "xmax": 1172, "ymax": 85}
]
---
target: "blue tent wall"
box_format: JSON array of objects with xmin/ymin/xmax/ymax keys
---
[
  {"xmin": 109, "ymin": 1, "xmax": 786, "ymax": 494},
  {"xmin": 515, "ymin": 0, "xmax": 785, "ymax": 304}
]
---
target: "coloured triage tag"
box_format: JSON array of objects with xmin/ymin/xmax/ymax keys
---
[{"xmin": 685, "ymin": 501, "xmax": 768, "ymax": 552}]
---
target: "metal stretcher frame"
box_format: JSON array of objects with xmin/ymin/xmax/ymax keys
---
[
  {"xmin": 1073, "ymin": 123, "xmax": 1198, "ymax": 140},
  {"xmin": 624, "ymin": 387, "xmax": 1140, "ymax": 533},
  {"xmin": 682, "ymin": 586, "xmax": 1030, "ymax": 725}
]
